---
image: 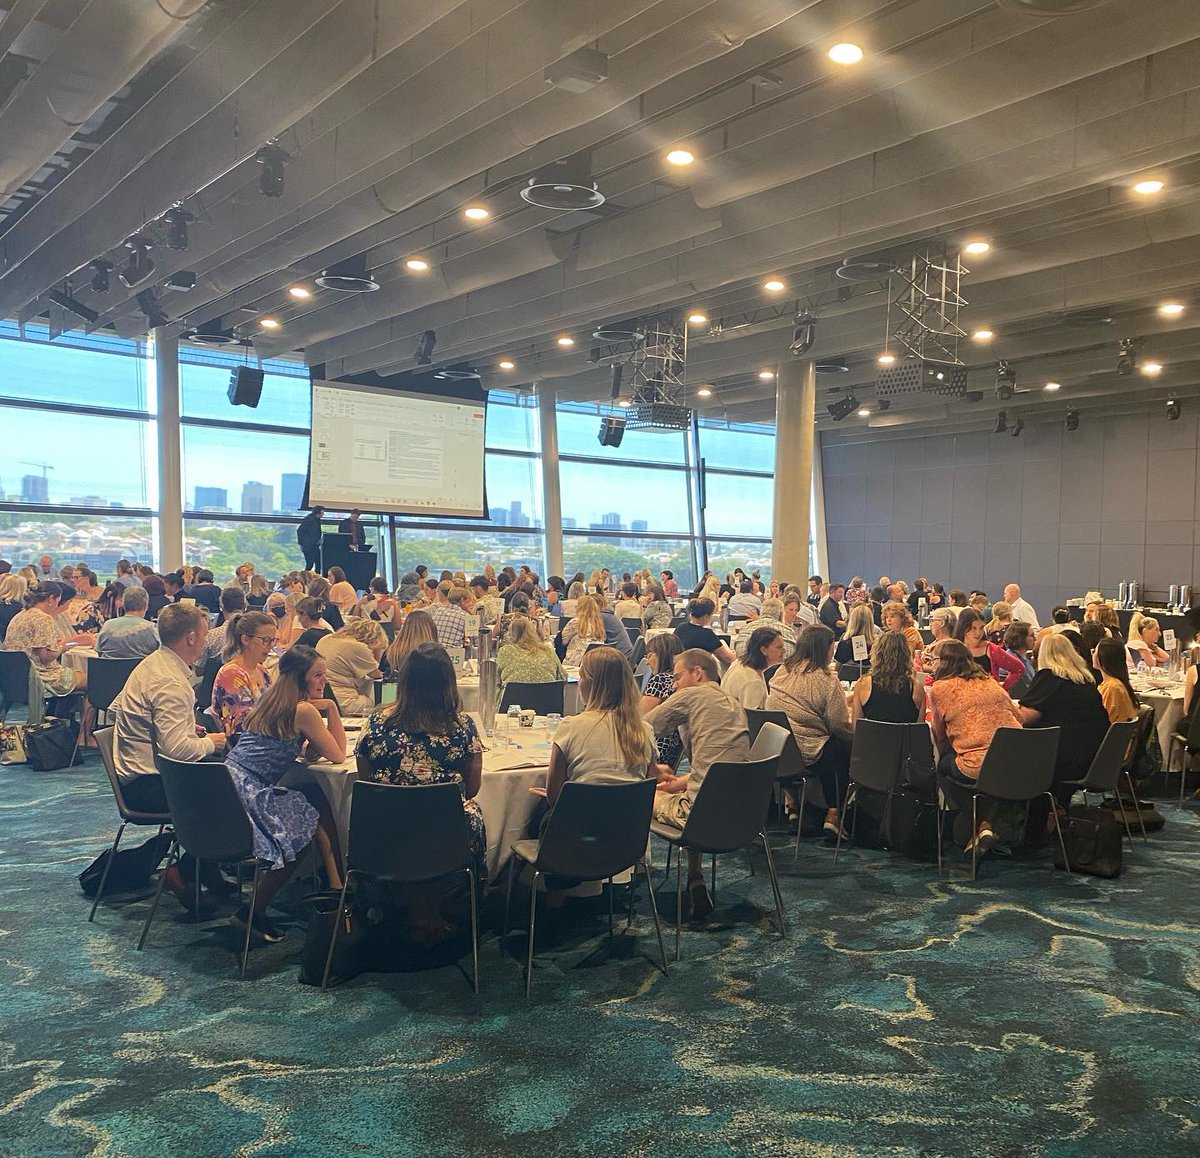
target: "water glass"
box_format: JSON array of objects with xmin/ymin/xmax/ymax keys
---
[
  {"xmin": 506, "ymin": 704, "xmax": 521, "ymax": 736},
  {"xmin": 545, "ymin": 712, "xmax": 562, "ymax": 737}
]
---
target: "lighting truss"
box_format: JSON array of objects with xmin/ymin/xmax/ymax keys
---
[
  {"xmin": 888, "ymin": 245, "xmax": 969, "ymax": 364},
  {"xmin": 619, "ymin": 315, "xmax": 692, "ymax": 431}
]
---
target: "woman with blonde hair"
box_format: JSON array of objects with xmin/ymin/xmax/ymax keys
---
[
  {"xmin": 985, "ymin": 601, "xmax": 1012, "ymax": 642},
  {"xmin": 834, "ymin": 603, "xmax": 879, "ymax": 666},
  {"xmin": 1126, "ymin": 611, "xmax": 1170, "ymax": 668},
  {"xmin": 316, "ymin": 617, "xmax": 387, "ymax": 716},
  {"xmin": 0, "ymin": 573, "xmax": 29, "ymax": 638},
  {"xmin": 497, "ymin": 614, "xmax": 565, "ymax": 695},
  {"xmin": 561, "ymin": 593, "xmax": 607, "ymax": 666},
  {"xmin": 384, "ymin": 608, "xmax": 437, "ymax": 673}
]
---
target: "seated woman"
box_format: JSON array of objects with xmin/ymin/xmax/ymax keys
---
[
  {"xmin": 640, "ymin": 632, "xmax": 684, "ymax": 771},
  {"xmin": 640, "ymin": 583, "xmax": 673, "ymax": 631},
  {"xmin": 139, "ymin": 574, "xmax": 170, "ymax": 620},
  {"xmin": 0, "ymin": 573, "xmax": 28, "ymax": 641},
  {"xmin": 561, "ymin": 594, "xmax": 608, "ymax": 667},
  {"xmin": 566, "ymin": 572, "xmax": 586, "ymax": 601},
  {"xmin": 385, "ymin": 608, "xmax": 437, "ymax": 674},
  {"xmin": 660, "ymin": 570, "xmax": 679, "ymax": 599},
  {"xmin": 307, "ymin": 576, "xmax": 344, "ymax": 630},
  {"xmin": 62, "ymin": 570, "xmax": 104, "ymax": 636},
  {"xmin": 952, "ymin": 607, "xmax": 1026, "ymax": 691},
  {"xmin": 1095, "ymin": 604, "xmax": 1122, "ymax": 640},
  {"xmin": 985, "ymin": 601, "xmax": 1012, "ymax": 643},
  {"xmin": 316, "ymin": 618, "xmax": 387, "ymax": 716},
  {"xmin": 290, "ymin": 596, "xmax": 334, "ymax": 649},
  {"xmin": 833, "ymin": 603, "xmax": 878, "ymax": 666},
  {"xmin": 613, "ymin": 582, "xmax": 643, "ymax": 620},
  {"xmin": 1019, "ymin": 633, "xmax": 1112, "ymax": 811},
  {"xmin": 225, "ymin": 645, "xmax": 346, "ymax": 942},
  {"xmin": 996, "ymin": 622, "xmax": 1037, "ymax": 694},
  {"xmin": 356, "ymin": 641, "xmax": 486, "ymax": 939},
  {"xmin": 359, "ymin": 577, "xmax": 402, "ymax": 627},
  {"xmin": 722, "ymin": 625, "xmax": 785, "ymax": 710},
  {"xmin": 766, "ymin": 624, "xmax": 853, "ymax": 838},
  {"xmin": 1126, "ymin": 612, "xmax": 1170, "ymax": 668},
  {"xmin": 1, "ymin": 585, "xmax": 87, "ymax": 694},
  {"xmin": 1094, "ymin": 637, "xmax": 1139, "ymax": 723},
  {"xmin": 247, "ymin": 574, "xmax": 271, "ymax": 608},
  {"xmin": 849, "ymin": 629, "xmax": 924, "ymax": 724},
  {"xmin": 497, "ymin": 616, "xmax": 566, "ymax": 695},
  {"xmin": 881, "ymin": 600, "xmax": 923, "ymax": 654},
  {"xmin": 674, "ymin": 597, "xmax": 737, "ymax": 667},
  {"xmin": 929, "ymin": 639, "xmax": 1022, "ymax": 855},
  {"xmin": 212, "ymin": 610, "xmax": 276, "ymax": 735},
  {"xmin": 326, "ymin": 566, "xmax": 359, "ymax": 618}
]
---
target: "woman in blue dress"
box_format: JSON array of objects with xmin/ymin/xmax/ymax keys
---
[{"xmin": 226, "ymin": 644, "xmax": 346, "ymax": 943}]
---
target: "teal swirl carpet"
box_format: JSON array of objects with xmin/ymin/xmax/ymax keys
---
[{"xmin": 2, "ymin": 752, "xmax": 1200, "ymax": 1157}]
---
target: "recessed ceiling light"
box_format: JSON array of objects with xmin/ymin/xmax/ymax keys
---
[
  {"xmin": 498, "ymin": 359, "xmax": 515, "ymax": 370},
  {"xmin": 666, "ymin": 148, "xmax": 695, "ymax": 166},
  {"xmin": 857, "ymin": 407, "xmax": 871, "ymax": 417},
  {"xmin": 258, "ymin": 316, "xmax": 281, "ymax": 330},
  {"xmin": 972, "ymin": 328, "xmax": 994, "ymax": 342},
  {"xmin": 287, "ymin": 284, "xmax": 312, "ymax": 300},
  {"xmin": 687, "ymin": 312, "xmax": 708, "ymax": 326},
  {"xmin": 964, "ymin": 240, "xmax": 991, "ymax": 256},
  {"xmin": 556, "ymin": 335, "xmax": 575, "ymax": 348},
  {"xmin": 1159, "ymin": 302, "xmax": 1185, "ymax": 317},
  {"xmin": 758, "ymin": 369, "xmax": 775, "ymax": 381},
  {"xmin": 763, "ymin": 278, "xmax": 786, "ymax": 293},
  {"xmin": 697, "ymin": 385, "xmax": 714, "ymax": 398},
  {"xmin": 1133, "ymin": 179, "xmax": 1165, "ymax": 196},
  {"xmin": 617, "ymin": 396, "xmax": 631, "ymax": 408},
  {"xmin": 877, "ymin": 352, "xmax": 895, "ymax": 366},
  {"xmin": 405, "ymin": 257, "xmax": 430, "ymax": 271},
  {"xmin": 463, "ymin": 205, "xmax": 490, "ymax": 221},
  {"xmin": 828, "ymin": 42, "xmax": 864, "ymax": 65},
  {"xmin": 1044, "ymin": 381, "xmax": 1061, "ymax": 392},
  {"xmin": 1141, "ymin": 361, "xmax": 1164, "ymax": 376}
]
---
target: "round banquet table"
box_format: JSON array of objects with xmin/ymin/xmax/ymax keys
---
[
  {"xmin": 455, "ymin": 667, "xmax": 581, "ymax": 716},
  {"xmin": 1129, "ymin": 674, "xmax": 1187, "ymax": 769}
]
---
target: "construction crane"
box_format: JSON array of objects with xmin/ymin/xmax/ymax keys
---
[{"xmin": 19, "ymin": 461, "xmax": 54, "ymax": 477}]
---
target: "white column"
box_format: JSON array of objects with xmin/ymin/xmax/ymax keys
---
[
  {"xmin": 536, "ymin": 381, "xmax": 564, "ymax": 578},
  {"xmin": 771, "ymin": 359, "xmax": 815, "ymax": 582},
  {"xmin": 154, "ymin": 331, "xmax": 184, "ymax": 570}
]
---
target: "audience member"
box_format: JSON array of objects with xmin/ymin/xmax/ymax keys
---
[
  {"xmin": 186, "ymin": 569, "xmax": 221, "ymax": 614},
  {"xmin": 212, "ymin": 610, "xmax": 276, "ymax": 735},
  {"xmin": 429, "ymin": 584, "xmax": 471, "ymax": 649},
  {"xmin": 674, "ymin": 598, "xmax": 736, "ymax": 666},
  {"xmin": 1125, "ymin": 612, "xmax": 1170, "ymax": 668},
  {"xmin": 640, "ymin": 633, "xmax": 684, "ymax": 771},
  {"xmin": 928, "ymin": 606, "xmax": 957, "ymax": 642},
  {"xmin": 660, "ymin": 570, "xmax": 680, "ymax": 599},
  {"xmin": 727, "ymin": 580, "xmax": 762, "ymax": 620},
  {"xmin": 0, "ymin": 573, "xmax": 28, "ymax": 640},
  {"xmin": 291, "ymin": 596, "xmax": 333, "ymax": 649},
  {"xmin": 384, "ymin": 608, "xmax": 437, "ymax": 674},
  {"xmin": 833, "ymin": 603, "xmax": 878, "ymax": 666},
  {"xmin": 196, "ymin": 586, "xmax": 247, "ymax": 672},
  {"xmin": 817, "ymin": 582, "xmax": 848, "ymax": 636},
  {"xmin": 497, "ymin": 616, "xmax": 566, "ymax": 694},
  {"xmin": 307, "ymin": 577, "xmax": 344, "ymax": 630},
  {"xmin": 326, "ymin": 567, "xmax": 359, "ymax": 617},
  {"xmin": 96, "ymin": 585, "xmax": 159, "ymax": 659},
  {"xmin": 722, "ymin": 625, "xmax": 784, "ymax": 709},
  {"xmin": 562, "ymin": 594, "xmax": 607, "ymax": 666},
  {"xmin": 1094, "ymin": 638, "xmax": 1138, "ymax": 723},
  {"xmin": 614, "ymin": 583, "xmax": 643, "ymax": 620},
  {"xmin": 1003, "ymin": 583, "xmax": 1040, "ymax": 630},
  {"xmin": 317, "ymin": 619, "xmax": 387, "ymax": 716},
  {"xmin": 2, "ymin": 585, "xmax": 87, "ymax": 694},
  {"xmin": 640, "ymin": 584, "xmax": 673, "ymax": 630},
  {"xmin": 849, "ymin": 630, "xmax": 924, "ymax": 724},
  {"xmin": 882, "ymin": 600, "xmax": 923, "ymax": 654}
]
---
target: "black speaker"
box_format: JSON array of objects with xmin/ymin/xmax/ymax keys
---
[
  {"xmin": 598, "ymin": 416, "xmax": 626, "ymax": 447},
  {"xmin": 227, "ymin": 366, "xmax": 264, "ymax": 407}
]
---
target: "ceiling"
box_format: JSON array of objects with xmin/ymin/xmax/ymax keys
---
[{"xmin": 1, "ymin": 0, "xmax": 1198, "ymax": 435}]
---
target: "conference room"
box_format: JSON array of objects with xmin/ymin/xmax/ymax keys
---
[{"xmin": 1, "ymin": 1, "xmax": 1199, "ymax": 1154}]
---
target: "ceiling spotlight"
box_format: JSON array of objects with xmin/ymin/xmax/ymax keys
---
[
  {"xmin": 118, "ymin": 238, "xmax": 155, "ymax": 288},
  {"xmin": 414, "ymin": 329, "xmax": 437, "ymax": 365},
  {"xmin": 697, "ymin": 384, "xmax": 714, "ymax": 398},
  {"xmin": 666, "ymin": 148, "xmax": 695, "ymax": 166},
  {"xmin": 1158, "ymin": 302, "xmax": 1185, "ymax": 318},
  {"xmin": 1133, "ymin": 178, "xmax": 1165, "ymax": 196},
  {"xmin": 877, "ymin": 352, "xmax": 896, "ymax": 366},
  {"xmin": 994, "ymin": 411, "xmax": 1008, "ymax": 434},
  {"xmin": 89, "ymin": 260, "xmax": 112, "ymax": 294},
  {"xmin": 498, "ymin": 359, "xmax": 515, "ymax": 370},
  {"xmin": 856, "ymin": 407, "xmax": 871, "ymax": 418},
  {"xmin": 259, "ymin": 316, "xmax": 281, "ymax": 330},
  {"xmin": 617, "ymin": 396, "xmax": 632, "ymax": 408},
  {"xmin": 763, "ymin": 278, "xmax": 786, "ymax": 293},
  {"xmin": 256, "ymin": 142, "xmax": 288, "ymax": 197},
  {"xmin": 1142, "ymin": 361, "xmax": 1164, "ymax": 377},
  {"xmin": 1167, "ymin": 397, "xmax": 1181, "ymax": 421},
  {"xmin": 827, "ymin": 394, "xmax": 859, "ymax": 421},
  {"xmin": 162, "ymin": 207, "xmax": 192, "ymax": 251},
  {"xmin": 1011, "ymin": 417, "xmax": 1024, "ymax": 438},
  {"xmin": 288, "ymin": 284, "xmax": 313, "ymax": 300},
  {"xmin": 972, "ymin": 328, "xmax": 994, "ymax": 342},
  {"xmin": 135, "ymin": 288, "xmax": 168, "ymax": 329},
  {"xmin": 687, "ymin": 312, "xmax": 708, "ymax": 326},
  {"xmin": 790, "ymin": 312, "xmax": 817, "ymax": 357},
  {"xmin": 1116, "ymin": 337, "xmax": 1139, "ymax": 375},
  {"xmin": 405, "ymin": 257, "xmax": 430, "ymax": 272},
  {"xmin": 463, "ymin": 205, "xmax": 490, "ymax": 221},
  {"xmin": 1044, "ymin": 381, "xmax": 1061, "ymax": 392},
  {"xmin": 995, "ymin": 360, "xmax": 1016, "ymax": 400},
  {"xmin": 557, "ymin": 335, "xmax": 575, "ymax": 348},
  {"xmin": 1065, "ymin": 408, "xmax": 1080, "ymax": 432},
  {"xmin": 828, "ymin": 42, "xmax": 864, "ymax": 65},
  {"xmin": 758, "ymin": 369, "xmax": 775, "ymax": 381},
  {"xmin": 964, "ymin": 240, "xmax": 991, "ymax": 256}
]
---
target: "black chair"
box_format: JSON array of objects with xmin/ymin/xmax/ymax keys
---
[
  {"xmin": 834, "ymin": 719, "xmax": 907, "ymax": 862},
  {"xmin": 88, "ymin": 727, "xmax": 171, "ymax": 921},
  {"xmin": 193, "ymin": 655, "xmax": 222, "ymax": 710},
  {"xmin": 380, "ymin": 621, "xmax": 396, "ymax": 642},
  {"xmin": 1167, "ymin": 703, "xmax": 1200, "ymax": 803},
  {"xmin": 650, "ymin": 752, "xmax": 786, "ymax": 960},
  {"xmin": 86, "ymin": 656, "xmax": 142, "ymax": 721},
  {"xmin": 323, "ymin": 781, "xmax": 479, "ymax": 992},
  {"xmin": 1119, "ymin": 705, "xmax": 1156, "ymax": 837},
  {"xmin": 1059, "ymin": 720, "xmax": 1141, "ymax": 846},
  {"xmin": 138, "ymin": 757, "xmax": 261, "ymax": 975},
  {"xmin": 745, "ymin": 708, "xmax": 811, "ymax": 860},
  {"xmin": 0, "ymin": 649, "xmax": 33, "ymax": 722},
  {"xmin": 499, "ymin": 681, "xmax": 566, "ymax": 716},
  {"xmin": 936, "ymin": 726, "xmax": 1066, "ymax": 880},
  {"xmin": 503, "ymin": 778, "xmax": 667, "ymax": 997},
  {"xmin": 837, "ymin": 661, "xmax": 868, "ymax": 684},
  {"xmin": 629, "ymin": 636, "xmax": 647, "ymax": 669},
  {"xmin": 621, "ymin": 617, "xmax": 642, "ymax": 645}
]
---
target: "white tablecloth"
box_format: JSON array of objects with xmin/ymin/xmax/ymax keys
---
[
  {"xmin": 1131, "ymin": 678, "xmax": 1187, "ymax": 768},
  {"xmin": 456, "ymin": 672, "xmax": 580, "ymax": 716}
]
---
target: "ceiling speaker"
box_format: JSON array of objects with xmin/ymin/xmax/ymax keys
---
[
  {"xmin": 228, "ymin": 366, "xmax": 264, "ymax": 408},
  {"xmin": 598, "ymin": 416, "xmax": 626, "ymax": 447}
]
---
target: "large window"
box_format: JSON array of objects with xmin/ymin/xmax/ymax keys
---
[
  {"xmin": 182, "ymin": 425, "xmax": 310, "ymax": 515},
  {"xmin": 697, "ymin": 418, "xmax": 777, "ymax": 581},
  {"xmin": 180, "ymin": 357, "xmax": 311, "ymax": 428},
  {"xmin": 556, "ymin": 403, "xmax": 688, "ymax": 465},
  {"xmin": 0, "ymin": 511, "xmax": 155, "ymax": 580}
]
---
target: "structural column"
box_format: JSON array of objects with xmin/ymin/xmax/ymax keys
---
[
  {"xmin": 771, "ymin": 358, "xmax": 815, "ymax": 582},
  {"xmin": 154, "ymin": 331, "xmax": 184, "ymax": 571},
  {"xmin": 536, "ymin": 381, "xmax": 564, "ymax": 578}
]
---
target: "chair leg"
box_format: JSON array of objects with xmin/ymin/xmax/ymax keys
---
[
  {"xmin": 793, "ymin": 778, "xmax": 807, "ymax": 863},
  {"xmin": 1048, "ymin": 793, "xmax": 1071, "ymax": 874},
  {"xmin": 525, "ymin": 870, "xmax": 540, "ymax": 998},
  {"xmin": 761, "ymin": 832, "xmax": 787, "ymax": 938},
  {"xmin": 607, "ymin": 877, "xmax": 614, "ymax": 942},
  {"xmin": 1124, "ymin": 771, "xmax": 1149, "ymax": 840},
  {"xmin": 710, "ymin": 854, "xmax": 717, "ymax": 905},
  {"xmin": 137, "ymin": 840, "xmax": 177, "ymax": 951},
  {"xmin": 1180, "ymin": 757, "xmax": 1190, "ymax": 805},
  {"xmin": 662, "ymin": 842, "xmax": 673, "ymax": 885},
  {"xmin": 970, "ymin": 796, "xmax": 979, "ymax": 881},
  {"xmin": 194, "ymin": 859, "xmax": 202, "ymax": 923},
  {"xmin": 88, "ymin": 821, "xmax": 127, "ymax": 922},
  {"xmin": 240, "ymin": 866, "xmax": 261, "ymax": 978},
  {"xmin": 640, "ymin": 860, "xmax": 669, "ymax": 977},
  {"xmin": 502, "ymin": 854, "xmax": 518, "ymax": 940},
  {"xmin": 674, "ymin": 849, "xmax": 683, "ymax": 962},
  {"xmin": 466, "ymin": 867, "xmax": 480, "ymax": 995},
  {"xmin": 627, "ymin": 865, "xmax": 636, "ymax": 928},
  {"xmin": 936, "ymin": 789, "xmax": 944, "ymax": 877},
  {"xmin": 321, "ymin": 871, "xmax": 353, "ymax": 989},
  {"xmin": 1114, "ymin": 792, "xmax": 1136, "ymax": 851},
  {"xmin": 834, "ymin": 785, "xmax": 856, "ymax": 863}
]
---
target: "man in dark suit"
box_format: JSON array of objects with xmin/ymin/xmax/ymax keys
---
[
  {"xmin": 297, "ymin": 505, "xmax": 324, "ymax": 571},
  {"xmin": 338, "ymin": 508, "xmax": 366, "ymax": 551}
]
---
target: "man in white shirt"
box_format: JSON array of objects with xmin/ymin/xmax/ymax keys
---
[
  {"xmin": 95, "ymin": 585, "xmax": 159, "ymax": 659},
  {"xmin": 1003, "ymin": 583, "xmax": 1041, "ymax": 631}
]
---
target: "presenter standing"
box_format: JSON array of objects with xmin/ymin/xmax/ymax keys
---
[
  {"xmin": 338, "ymin": 508, "xmax": 367, "ymax": 551},
  {"xmin": 297, "ymin": 506, "xmax": 324, "ymax": 571}
]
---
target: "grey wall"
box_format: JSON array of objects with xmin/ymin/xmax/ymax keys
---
[{"xmin": 820, "ymin": 409, "xmax": 1200, "ymax": 623}]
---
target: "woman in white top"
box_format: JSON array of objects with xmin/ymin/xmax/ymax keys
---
[
  {"xmin": 326, "ymin": 566, "xmax": 359, "ymax": 617},
  {"xmin": 721, "ymin": 625, "xmax": 786, "ymax": 710},
  {"xmin": 1126, "ymin": 611, "xmax": 1170, "ymax": 668}
]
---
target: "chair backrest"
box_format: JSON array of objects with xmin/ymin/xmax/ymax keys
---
[
  {"xmin": 838, "ymin": 661, "xmax": 867, "ymax": 684},
  {"xmin": 904, "ymin": 722, "xmax": 936, "ymax": 788},
  {"xmin": 676, "ymin": 756, "xmax": 780, "ymax": 853},
  {"xmin": 154, "ymin": 757, "xmax": 253, "ymax": 862},
  {"xmin": 499, "ymin": 680, "xmax": 565, "ymax": 715},
  {"xmin": 1080, "ymin": 720, "xmax": 1140, "ymax": 793},
  {"xmin": 975, "ymin": 727, "xmax": 1061, "ymax": 800},
  {"xmin": 744, "ymin": 708, "xmax": 806, "ymax": 780},
  {"xmin": 1124, "ymin": 704, "xmax": 1156, "ymax": 776},
  {"xmin": 848, "ymin": 719, "xmax": 907, "ymax": 793},
  {"xmin": 629, "ymin": 636, "xmax": 647, "ymax": 668},
  {"xmin": 193, "ymin": 655, "xmax": 222, "ymax": 708},
  {"xmin": 749, "ymin": 720, "xmax": 789, "ymax": 763},
  {"xmin": 86, "ymin": 656, "xmax": 143, "ymax": 712},
  {"xmin": 380, "ymin": 621, "xmax": 395, "ymax": 641},
  {"xmin": 0, "ymin": 649, "xmax": 32, "ymax": 708},
  {"xmin": 347, "ymin": 780, "xmax": 471, "ymax": 882},
  {"xmin": 94, "ymin": 726, "xmax": 168, "ymax": 822},
  {"xmin": 535, "ymin": 778, "xmax": 657, "ymax": 880}
]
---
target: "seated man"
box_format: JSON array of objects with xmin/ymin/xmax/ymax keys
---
[
  {"xmin": 645, "ymin": 648, "xmax": 751, "ymax": 917},
  {"xmin": 109, "ymin": 604, "xmax": 228, "ymax": 913},
  {"xmin": 429, "ymin": 584, "xmax": 470, "ymax": 648},
  {"xmin": 96, "ymin": 584, "xmax": 159, "ymax": 659}
]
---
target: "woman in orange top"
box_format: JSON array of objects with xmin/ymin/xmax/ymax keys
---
[
  {"xmin": 929, "ymin": 639, "xmax": 1022, "ymax": 855},
  {"xmin": 882, "ymin": 600, "xmax": 923, "ymax": 654}
]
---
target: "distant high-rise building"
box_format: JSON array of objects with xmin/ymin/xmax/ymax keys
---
[
  {"xmin": 601, "ymin": 512, "xmax": 623, "ymax": 529},
  {"xmin": 21, "ymin": 474, "xmax": 48, "ymax": 503},
  {"xmin": 280, "ymin": 473, "xmax": 305, "ymax": 512},
  {"xmin": 561, "ymin": 517, "xmax": 577, "ymax": 530},
  {"xmin": 489, "ymin": 506, "xmax": 508, "ymax": 525},
  {"xmin": 631, "ymin": 519, "xmax": 648, "ymax": 533},
  {"xmin": 195, "ymin": 486, "xmax": 228, "ymax": 511},
  {"xmin": 241, "ymin": 481, "xmax": 274, "ymax": 514},
  {"xmin": 70, "ymin": 495, "xmax": 109, "ymax": 508}
]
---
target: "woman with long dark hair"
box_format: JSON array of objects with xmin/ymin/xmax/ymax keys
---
[
  {"xmin": 722, "ymin": 625, "xmax": 785, "ymax": 709},
  {"xmin": 1093, "ymin": 637, "xmax": 1138, "ymax": 723}
]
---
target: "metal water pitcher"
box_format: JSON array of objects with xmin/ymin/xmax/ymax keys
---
[
  {"xmin": 477, "ymin": 625, "xmax": 498, "ymax": 732},
  {"xmin": 1181, "ymin": 585, "xmax": 1191, "ymax": 613},
  {"xmin": 1117, "ymin": 580, "xmax": 1129, "ymax": 607},
  {"xmin": 1169, "ymin": 584, "xmax": 1180, "ymax": 611},
  {"xmin": 1128, "ymin": 580, "xmax": 1140, "ymax": 608}
]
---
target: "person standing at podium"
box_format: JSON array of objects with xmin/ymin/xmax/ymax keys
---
[
  {"xmin": 296, "ymin": 505, "xmax": 324, "ymax": 571},
  {"xmin": 338, "ymin": 508, "xmax": 366, "ymax": 551}
]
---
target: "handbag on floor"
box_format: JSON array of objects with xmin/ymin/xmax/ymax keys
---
[
  {"xmin": 78, "ymin": 831, "xmax": 174, "ymax": 897},
  {"xmin": 24, "ymin": 717, "xmax": 80, "ymax": 771},
  {"xmin": 0, "ymin": 723, "xmax": 27, "ymax": 765},
  {"xmin": 1054, "ymin": 805, "xmax": 1123, "ymax": 878}
]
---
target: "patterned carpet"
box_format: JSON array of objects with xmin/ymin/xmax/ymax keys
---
[{"xmin": 2, "ymin": 751, "xmax": 1200, "ymax": 1157}]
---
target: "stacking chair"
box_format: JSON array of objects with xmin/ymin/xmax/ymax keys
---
[
  {"xmin": 936, "ymin": 726, "xmax": 1065, "ymax": 880},
  {"xmin": 193, "ymin": 655, "xmax": 222, "ymax": 713},
  {"xmin": 137, "ymin": 758, "xmax": 260, "ymax": 976},
  {"xmin": 745, "ymin": 708, "xmax": 811, "ymax": 860},
  {"xmin": 1059, "ymin": 721, "xmax": 1141, "ymax": 846},
  {"xmin": 88, "ymin": 726, "xmax": 171, "ymax": 921},
  {"xmin": 323, "ymin": 781, "xmax": 480, "ymax": 992},
  {"xmin": 838, "ymin": 661, "xmax": 868, "ymax": 684},
  {"xmin": 650, "ymin": 751, "xmax": 785, "ymax": 960},
  {"xmin": 86, "ymin": 657, "xmax": 142, "ymax": 725},
  {"xmin": 620, "ymin": 617, "xmax": 642, "ymax": 644},
  {"xmin": 503, "ymin": 778, "xmax": 666, "ymax": 997},
  {"xmin": 0, "ymin": 649, "xmax": 35, "ymax": 723},
  {"xmin": 1118, "ymin": 706, "xmax": 1156, "ymax": 837},
  {"xmin": 834, "ymin": 719, "xmax": 907, "ymax": 862},
  {"xmin": 629, "ymin": 636, "xmax": 647, "ymax": 669},
  {"xmin": 1167, "ymin": 704, "xmax": 1200, "ymax": 803},
  {"xmin": 499, "ymin": 680, "xmax": 566, "ymax": 716}
]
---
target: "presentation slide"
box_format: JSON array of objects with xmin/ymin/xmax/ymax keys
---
[{"xmin": 308, "ymin": 379, "xmax": 487, "ymax": 516}]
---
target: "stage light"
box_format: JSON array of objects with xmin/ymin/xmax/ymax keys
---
[
  {"xmin": 1010, "ymin": 417, "xmax": 1024, "ymax": 438},
  {"xmin": 256, "ymin": 143, "xmax": 288, "ymax": 197},
  {"xmin": 498, "ymin": 359, "xmax": 515, "ymax": 370},
  {"xmin": 118, "ymin": 239, "xmax": 155, "ymax": 288},
  {"xmin": 994, "ymin": 412, "xmax": 1007, "ymax": 434},
  {"xmin": 1065, "ymin": 409, "xmax": 1080, "ymax": 431},
  {"xmin": 995, "ymin": 360, "xmax": 1016, "ymax": 400},
  {"xmin": 1167, "ymin": 397, "xmax": 1181, "ymax": 421},
  {"xmin": 1133, "ymin": 178, "xmax": 1165, "ymax": 196},
  {"xmin": 557, "ymin": 335, "xmax": 575, "ymax": 348},
  {"xmin": 857, "ymin": 407, "xmax": 871, "ymax": 417},
  {"xmin": 827, "ymin": 394, "xmax": 859, "ymax": 421},
  {"xmin": 414, "ymin": 329, "xmax": 437, "ymax": 365},
  {"xmin": 89, "ymin": 260, "xmax": 112, "ymax": 294},
  {"xmin": 617, "ymin": 396, "xmax": 632, "ymax": 408},
  {"xmin": 1142, "ymin": 361, "xmax": 1163, "ymax": 377},
  {"xmin": 135, "ymin": 288, "xmax": 168, "ymax": 329},
  {"xmin": 405, "ymin": 257, "xmax": 430, "ymax": 272},
  {"xmin": 763, "ymin": 278, "xmax": 786, "ymax": 293},
  {"xmin": 828, "ymin": 42, "xmax": 864, "ymax": 65},
  {"xmin": 758, "ymin": 369, "xmax": 775, "ymax": 381},
  {"xmin": 463, "ymin": 205, "xmax": 490, "ymax": 221},
  {"xmin": 790, "ymin": 313, "xmax": 816, "ymax": 356},
  {"xmin": 666, "ymin": 148, "xmax": 695, "ymax": 166},
  {"xmin": 1044, "ymin": 381, "xmax": 1061, "ymax": 392},
  {"xmin": 687, "ymin": 312, "xmax": 708, "ymax": 326},
  {"xmin": 1159, "ymin": 302, "xmax": 1185, "ymax": 318},
  {"xmin": 972, "ymin": 328, "xmax": 994, "ymax": 342},
  {"xmin": 964, "ymin": 240, "xmax": 990, "ymax": 256},
  {"xmin": 162, "ymin": 207, "xmax": 191, "ymax": 251},
  {"xmin": 697, "ymin": 384, "xmax": 714, "ymax": 398},
  {"xmin": 877, "ymin": 352, "xmax": 895, "ymax": 365},
  {"xmin": 288, "ymin": 284, "xmax": 312, "ymax": 300},
  {"xmin": 1116, "ymin": 338, "xmax": 1138, "ymax": 376},
  {"xmin": 259, "ymin": 316, "xmax": 281, "ymax": 330}
]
